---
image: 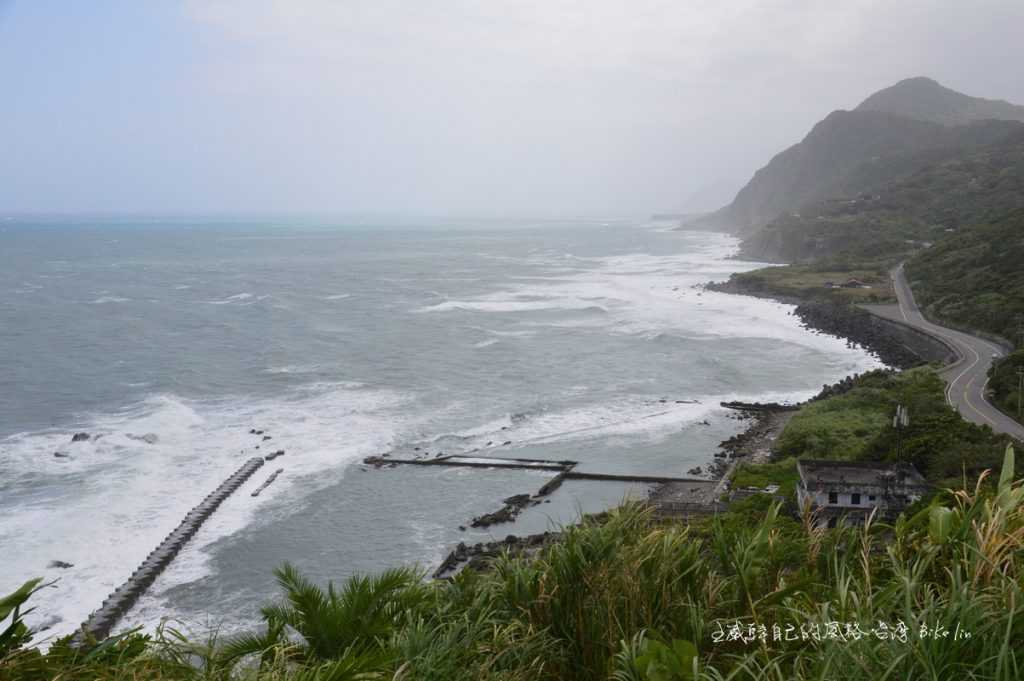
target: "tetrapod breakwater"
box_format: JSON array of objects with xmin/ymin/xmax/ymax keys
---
[{"xmin": 72, "ymin": 456, "xmax": 266, "ymax": 644}]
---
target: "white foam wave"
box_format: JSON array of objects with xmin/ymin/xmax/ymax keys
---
[
  {"xmin": 323, "ymin": 293, "xmax": 351, "ymax": 301},
  {"xmin": 90, "ymin": 296, "xmax": 130, "ymax": 304},
  {"xmin": 0, "ymin": 383, "xmax": 422, "ymax": 643},
  {"xmin": 205, "ymin": 293, "xmax": 254, "ymax": 305},
  {"xmin": 420, "ymin": 299, "xmax": 607, "ymax": 313},
  {"xmin": 415, "ymin": 232, "xmax": 885, "ymax": 366},
  {"xmin": 263, "ymin": 364, "xmax": 320, "ymax": 374},
  {"xmin": 472, "ymin": 339, "xmax": 500, "ymax": 348}
]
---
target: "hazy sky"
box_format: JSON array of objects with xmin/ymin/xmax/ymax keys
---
[{"xmin": 3, "ymin": 1, "xmax": 1024, "ymax": 218}]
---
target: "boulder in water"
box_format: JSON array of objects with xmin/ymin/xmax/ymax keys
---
[
  {"xmin": 48, "ymin": 560, "xmax": 74, "ymax": 569},
  {"xmin": 71, "ymin": 432, "xmax": 90, "ymax": 443}
]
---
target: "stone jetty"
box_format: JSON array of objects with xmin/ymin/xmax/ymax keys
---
[{"xmin": 73, "ymin": 457, "xmax": 266, "ymax": 644}]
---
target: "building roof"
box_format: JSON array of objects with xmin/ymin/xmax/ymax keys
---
[{"xmin": 797, "ymin": 459, "xmax": 928, "ymax": 489}]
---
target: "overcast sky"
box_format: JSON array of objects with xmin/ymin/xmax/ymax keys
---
[{"xmin": 2, "ymin": 1, "xmax": 1024, "ymax": 218}]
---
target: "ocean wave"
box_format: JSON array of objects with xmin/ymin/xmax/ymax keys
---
[
  {"xmin": 205, "ymin": 293, "xmax": 254, "ymax": 305},
  {"xmin": 263, "ymin": 364, "xmax": 321, "ymax": 375},
  {"xmin": 90, "ymin": 296, "xmax": 131, "ymax": 304},
  {"xmin": 0, "ymin": 382, "xmax": 422, "ymax": 643},
  {"xmin": 419, "ymin": 299, "xmax": 608, "ymax": 314},
  {"xmin": 467, "ymin": 326, "xmax": 537, "ymax": 338}
]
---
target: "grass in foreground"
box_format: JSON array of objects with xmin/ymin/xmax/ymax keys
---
[{"xmin": 4, "ymin": 446, "xmax": 1024, "ymax": 680}]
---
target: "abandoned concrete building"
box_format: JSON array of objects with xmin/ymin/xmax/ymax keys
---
[{"xmin": 796, "ymin": 459, "xmax": 929, "ymax": 528}]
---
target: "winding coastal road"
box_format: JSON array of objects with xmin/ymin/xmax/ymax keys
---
[{"xmin": 865, "ymin": 264, "xmax": 1024, "ymax": 441}]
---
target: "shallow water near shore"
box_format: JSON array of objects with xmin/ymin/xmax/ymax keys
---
[{"xmin": 0, "ymin": 216, "xmax": 883, "ymax": 641}]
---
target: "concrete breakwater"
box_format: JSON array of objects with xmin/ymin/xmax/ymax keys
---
[{"xmin": 73, "ymin": 456, "xmax": 266, "ymax": 644}]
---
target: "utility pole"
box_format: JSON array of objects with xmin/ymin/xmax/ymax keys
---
[
  {"xmin": 1017, "ymin": 366, "xmax": 1023, "ymax": 421},
  {"xmin": 894, "ymin": 404, "xmax": 909, "ymax": 461}
]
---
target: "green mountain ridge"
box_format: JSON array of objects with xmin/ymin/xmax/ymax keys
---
[
  {"xmin": 857, "ymin": 76, "xmax": 1024, "ymax": 126},
  {"xmin": 738, "ymin": 126, "xmax": 1024, "ymax": 264},
  {"xmin": 691, "ymin": 77, "xmax": 1024, "ymax": 235}
]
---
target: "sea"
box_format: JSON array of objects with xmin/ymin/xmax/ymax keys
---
[{"xmin": 0, "ymin": 216, "xmax": 882, "ymax": 642}]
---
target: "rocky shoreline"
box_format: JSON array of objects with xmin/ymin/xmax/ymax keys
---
[
  {"xmin": 704, "ymin": 279, "xmax": 953, "ymax": 368},
  {"xmin": 433, "ymin": 531, "xmax": 560, "ymax": 579}
]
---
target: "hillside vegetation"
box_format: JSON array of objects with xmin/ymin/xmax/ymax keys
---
[
  {"xmin": 904, "ymin": 209, "xmax": 1024, "ymax": 342},
  {"xmin": 738, "ymin": 128, "xmax": 1024, "ymax": 264},
  {"xmin": 989, "ymin": 350, "xmax": 1024, "ymax": 421},
  {"xmin": 734, "ymin": 368, "xmax": 1010, "ymax": 495}
]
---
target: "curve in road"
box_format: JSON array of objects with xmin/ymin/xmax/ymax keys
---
[{"xmin": 870, "ymin": 264, "xmax": 1023, "ymax": 442}]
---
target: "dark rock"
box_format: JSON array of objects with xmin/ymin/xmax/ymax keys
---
[
  {"xmin": 470, "ymin": 492, "xmax": 538, "ymax": 528},
  {"xmin": 432, "ymin": 531, "xmax": 558, "ymax": 579},
  {"xmin": 471, "ymin": 507, "xmax": 515, "ymax": 527},
  {"xmin": 262, "ymin": 435, "xmax": 272, "ymax": 441},
  {"xmin": 53, "ymin": 452, "xmax": 70, "ymax": 459},
  {"xmin": 687, "ymin": 466, "xmax": 703, "ymax": 475},
  {"xmin": 71, "ymin": 432, "xmax": 90, "ymax": 443},
  {"xmin": 458, "ymin": 525, "xmax": 466, "ymax": 531},
  {"xmin": 48, "ymin": 560, "xmax": 74, "ymax": 569},
  {"xmin": 720, "ymin": 401, "xmax": 798, "ymax": 412},
  {"xmin": 501, "ymin": 440, "xmax": 512, "ymax": 446},
  {"xmin": 502, "ymin": 493, "xmax": 532, "ymax": 507}
]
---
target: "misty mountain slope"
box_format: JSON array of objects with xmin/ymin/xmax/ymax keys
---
[
  {"xmin": 857, "ymin": 76, "xmax": 1024, "ymax": 126},
  {"xmin": 694, "ymin": 112, "xmax": 1019, "ymax": 234},
  {"xmin": 738, "ymin": 126, "xmax": 1024, "ymax": 263},
  {"xmin": 690, "ymin": 78, "xmax": 1024, "ymax": 235}
]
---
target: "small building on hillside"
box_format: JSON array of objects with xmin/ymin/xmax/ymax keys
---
[{"xmin": 796, "ymin": 459, "xmax": 929, "ymax": 528}]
